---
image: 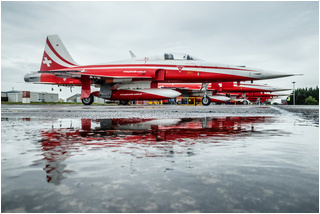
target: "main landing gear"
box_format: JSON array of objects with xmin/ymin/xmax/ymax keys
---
[
  {"xmin": 119, "ymin": 100, "xmax": 129, "ymax": 105},
  {"xmin": 201, "ymin": 83, "xmax": 211, "ymax": 106},
  {"xmin": 82, "ymin": 94, "xmax": 94, "ymax": 105}
]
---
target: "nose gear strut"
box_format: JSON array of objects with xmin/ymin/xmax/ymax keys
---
[{"xmin": 200, "ymin": 83, "xmax": 211, "ymax": 106}]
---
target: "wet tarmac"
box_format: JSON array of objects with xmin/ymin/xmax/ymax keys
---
[{"xmin": 1, "ymin": 104, "xmax": 319, "ymax": 212}]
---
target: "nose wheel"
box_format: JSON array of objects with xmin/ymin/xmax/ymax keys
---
[
  {"xmin": 202, "ymin": 95, "xmax": 211, "ymax": 106},
  {"xmin": 201, "ymin": 83, "xmax": 211, "ymax": 106},
  {"xmin": 82, "ymin": 94, "xmax": 94, "ymax": 105}
]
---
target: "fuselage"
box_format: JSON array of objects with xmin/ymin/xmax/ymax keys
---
[
  {"xmin": 68, "ymin": 61, "xmax": 289, "ymax": 83},
  {"xmin": 25, "ymin": 57, "xmax": 293, "ymax": 85}
]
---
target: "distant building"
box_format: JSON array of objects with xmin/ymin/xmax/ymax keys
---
[
  {"xmin": 1, "ymin": 90, "xmax": 59, "ymax": 103},
  {"xmin": 66, "ymin": 93, "xmax": 80, "ymax": 103},
  {"xmin": 66, "ymin": 94, "xmax": 107, "ymax": 104}
]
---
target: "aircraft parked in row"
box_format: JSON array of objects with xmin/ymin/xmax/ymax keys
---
[
  {"xmin": 24, "ymin": 35, "xmax": 295, "ymax": 105},
  {"xmin": 159, "ymin": 82, "xmax": 291, "ymax": 105}
]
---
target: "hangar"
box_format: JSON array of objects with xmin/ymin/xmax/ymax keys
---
[{"xmin": 1, "ymin": 90, "xmax": 59, "ymax": 103}]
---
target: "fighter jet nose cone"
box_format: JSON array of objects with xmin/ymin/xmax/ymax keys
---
[{"xmin": 256, "ymin": 69, "xmax": 299, "ymax": 80}]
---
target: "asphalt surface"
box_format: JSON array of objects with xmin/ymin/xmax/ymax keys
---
[{"xmin": 2, "ymin": 104, "xmax": 284, "ymax": 119}]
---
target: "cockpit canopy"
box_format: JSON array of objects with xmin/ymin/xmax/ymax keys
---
[
  {"xmin": 164, "ymin": 53, "xmax": 200, "ymax": 61},
  {"xmin": 131, "ymin": 52, "xmax": 202, "ymax": 62}
]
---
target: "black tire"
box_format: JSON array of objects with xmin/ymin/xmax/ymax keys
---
[
  {"xmin": 243, "ymin": 100, "xmax": 248, "ymax": 105},
  {"xmin": 82, "ymin": 94, "xmax": 94, "ymax": 105},
  {"xmin": 202, "ymin": 95, "xmax": 211, "ymax": 106},
  {"xmin": 119, "ymin": 100, "xmax": 129, "ymax": 105}
]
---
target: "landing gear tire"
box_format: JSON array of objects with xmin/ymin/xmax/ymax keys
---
[
  {"xmin": 202, "ymin": 95, "xmax": 211, "ymax": 106},
  {"xmin": 82, "ymin": 94, "xmax": 94, "ymax": 105},
  {"xmin": 119, "ymin": 100, "xmax": 129, "ymax": 105}
]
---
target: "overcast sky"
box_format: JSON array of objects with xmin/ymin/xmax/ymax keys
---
[{"xmin": 1, "ymin": 1, "xmax": 319, "ymax": 99}]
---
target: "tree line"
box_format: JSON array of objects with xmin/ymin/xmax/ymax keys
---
[{"xmin": 287, "ymin": 86, "xmax": 319, "ymax": 105}]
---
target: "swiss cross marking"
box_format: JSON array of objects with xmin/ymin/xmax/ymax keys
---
[
  {"xmin": 43, "ymin": 57, "xmax": 52, "ymax": 67},
  {"xmin": 177, "ymin": 65, "xmax": 184, "ymax": 72}
]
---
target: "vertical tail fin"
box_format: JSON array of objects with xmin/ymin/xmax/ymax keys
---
[{"xmin": 40, "ymin": 35, "xmax": 78, "ymax": 71}]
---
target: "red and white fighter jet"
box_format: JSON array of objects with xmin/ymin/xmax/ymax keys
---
[
  {"xmin": 24, "ymin": 35, "xmax": 295, "ymax": 105},
  {"xmin": 159, "ymin": 82, "xmax": 291, "ymax": 104}
]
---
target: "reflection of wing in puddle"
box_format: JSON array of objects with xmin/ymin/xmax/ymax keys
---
[{"xmin": 36, "ymin": 116, "xmax": 274, "ymax": 184}]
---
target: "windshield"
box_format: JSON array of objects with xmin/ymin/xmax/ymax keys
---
[{"xmin": 164, "ymin": 53, "xmax": 174, "ymax": 60}]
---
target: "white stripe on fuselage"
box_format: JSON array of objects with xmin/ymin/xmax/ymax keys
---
[{"xmin": 78, "ymin": 65, "xmax": 252, "ymax": 77}]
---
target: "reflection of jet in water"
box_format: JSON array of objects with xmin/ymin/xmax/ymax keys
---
[
  {"xmin": 41, "ymin": 133, "xmax": 74, "ymax": 185},
  {"xmin": 37, "ymin": 116, "xmax": 269, "ymax": 184}
]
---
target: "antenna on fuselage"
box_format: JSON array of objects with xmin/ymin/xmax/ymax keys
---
[{"xmin": 129, "ymin": 50, "xmax": 136, "ymax": 59}]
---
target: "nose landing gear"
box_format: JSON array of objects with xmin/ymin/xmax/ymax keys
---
[
  {"xmin": 202, "ymin": 95, "xmax": 211, "ymax": 106},
  {"xmin": 200, "ymin": 83, "xmax": 211, "ymax": 106}
]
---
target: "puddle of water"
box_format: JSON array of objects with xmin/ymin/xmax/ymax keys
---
[{"xmin": 1, "ymin": 114, "xmax": 318, "ymax": 212}]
